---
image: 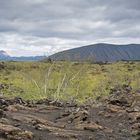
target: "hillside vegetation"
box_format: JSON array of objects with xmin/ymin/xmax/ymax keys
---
[{"xmin": 0, "ymin": 61, "xmax": 139, "ymax": 103}]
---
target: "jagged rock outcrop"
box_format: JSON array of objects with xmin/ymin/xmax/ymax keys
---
[{"xmin": 0, "ymin": 85, "xmax": 140, "ymax": 139}]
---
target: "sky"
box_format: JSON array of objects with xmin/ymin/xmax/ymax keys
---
[{"xmin": 0, "ymin": 0, "xmax": 140, "ymax": 56}]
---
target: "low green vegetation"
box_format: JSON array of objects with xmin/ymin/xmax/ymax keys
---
[{"xmin": 0, "ymin": 61, "xmax": 139, "ymax": 103}]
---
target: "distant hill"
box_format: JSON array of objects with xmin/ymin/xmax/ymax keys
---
[
  {"xmin": 0, "ymin": 50, "xmax": 45, "ymax": 61},
  {"xmin": 0, "ymin": 50, "xmax": 11, "ymax": 60},
  {"xmin": 10, "ymin": 56, "xmax": 46, "ymax": 61},
  {"xmin": 49, "ymin": 43, "xmax": 140, "ymax": 62}
]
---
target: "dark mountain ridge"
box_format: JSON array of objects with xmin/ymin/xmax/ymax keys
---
[
  {"xmin": 49, "ymin": 43, "xmax": 140, "ymax": 62},
  {"xmin": 0, "ymin": 50, "xmax": 45, "ymax": 61}
]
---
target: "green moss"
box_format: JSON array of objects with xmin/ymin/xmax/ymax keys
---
[{"xmin": 0, "ymin": 61, "xmax": 139, "ymax": 102}]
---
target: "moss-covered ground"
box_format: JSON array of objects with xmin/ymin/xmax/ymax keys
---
[{"xmin": 0, "ymin": 61, "xmax": 139, "ymax": 103}]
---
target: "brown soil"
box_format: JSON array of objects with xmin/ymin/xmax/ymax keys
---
[{"xmin": 0, "ymin": 85, "xmax": 140, "ymax": 140}]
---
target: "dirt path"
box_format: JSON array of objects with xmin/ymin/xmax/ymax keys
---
[{"xmin": 0, "ymin": 85, "xmax": 140, "ymax": 140}]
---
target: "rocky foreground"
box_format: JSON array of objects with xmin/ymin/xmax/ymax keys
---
[{"xmin": 0, "ymin": 85, "xmax": 140, "ymax": 140}]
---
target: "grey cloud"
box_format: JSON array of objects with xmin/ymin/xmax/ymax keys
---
[{"xmin": 0, "ymin": 0, "xmax": 140, "ymax": 56}]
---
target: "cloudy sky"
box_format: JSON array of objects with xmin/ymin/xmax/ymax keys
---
[{"xmin": 0, "ymin": 0, "xmax": 140, "ymax": 56}]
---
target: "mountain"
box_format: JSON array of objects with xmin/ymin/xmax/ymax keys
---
[
  {"xmin": 0, "ymin": 50, "xmax": 45, "ymax": 61},
  {"xmin": 0, "ymin": 50, "xmax": 11, "ymax": 60},
  {"xmin": 49, "ymin": 43, "xmax": 140, "ymax": 62},
  {"xmin": 10, "ymin": 56, "xmax": 46, "ymax": 61},
  {"xmin": 0, "ymin": 50, "xmax": 9, "ymax": 57}
]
